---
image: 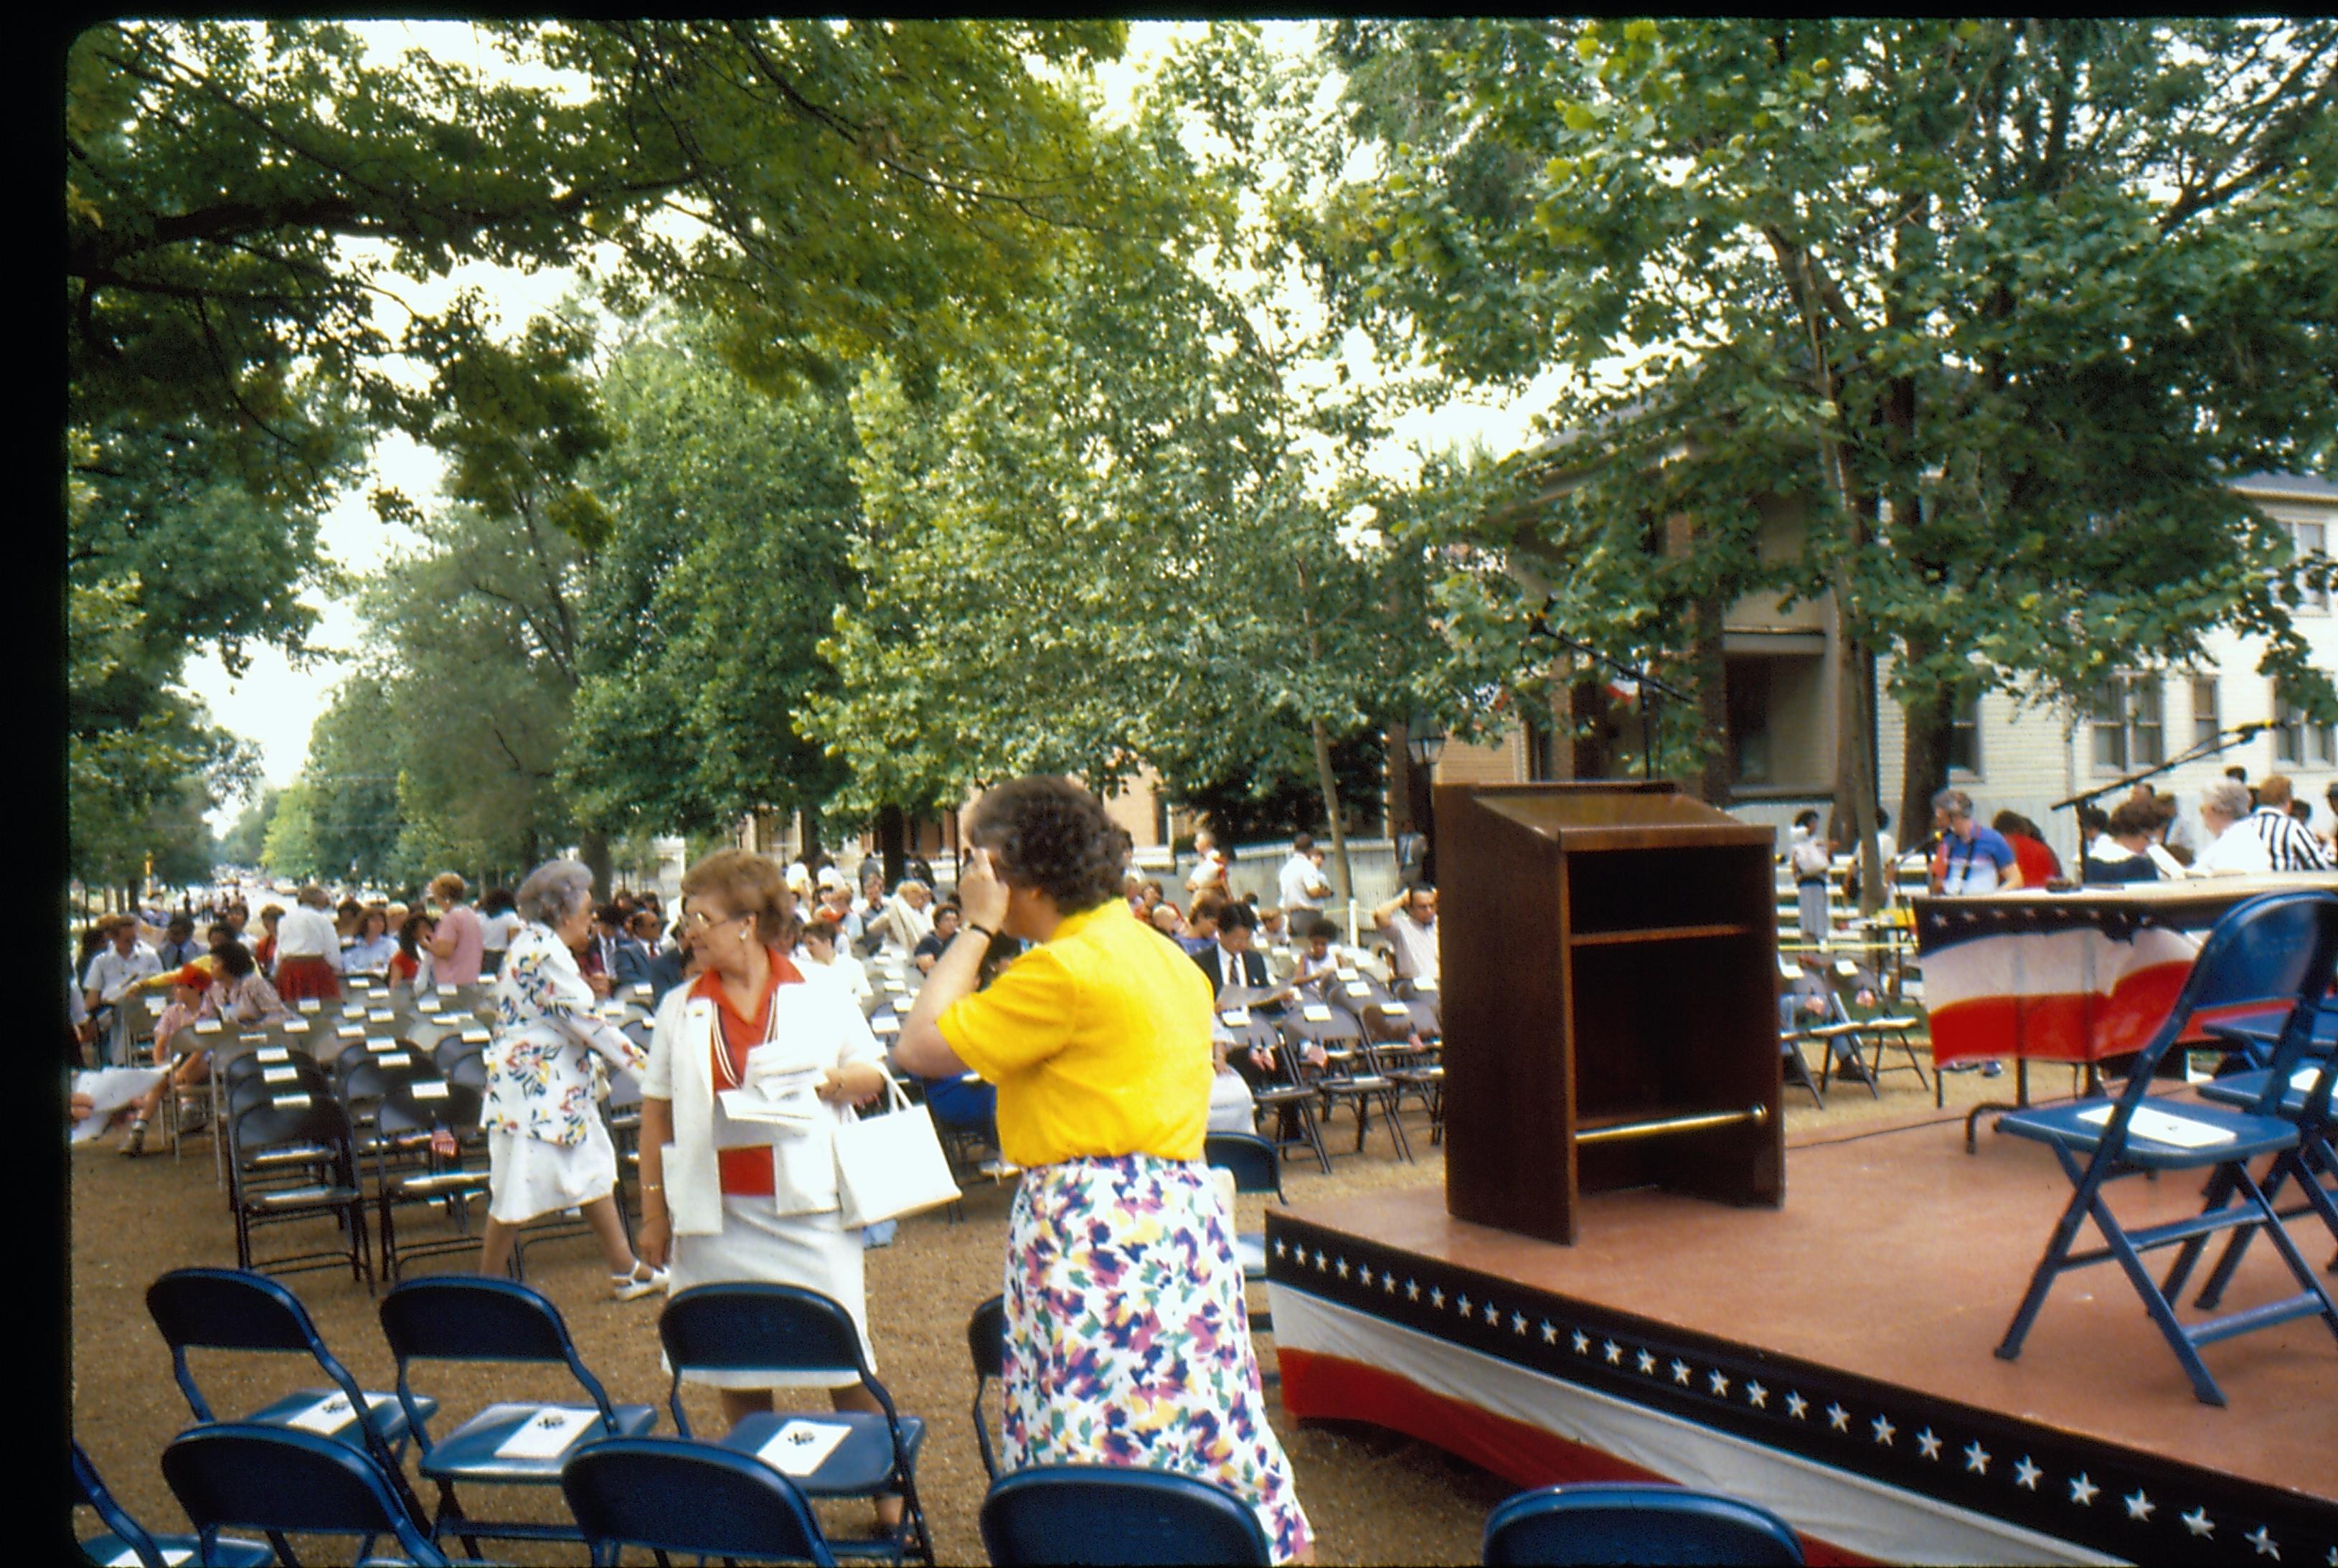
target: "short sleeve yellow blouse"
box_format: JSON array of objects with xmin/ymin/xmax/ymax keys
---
[{"xmin": 936, "ymin": 899, "xmax": 1214, "ymax": 1167}]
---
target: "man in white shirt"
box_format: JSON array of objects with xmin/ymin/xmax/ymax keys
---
[
  {"xmin": 1276, "ymin": 833, "xmax": 1334, "ymax": 920},
  {"xmin": 797, "ymin": 919, "xmax": 874, "ymax": 1001},
  {"xmin": 81, "ymin": 917, "xmax": 161, "ymax": 1066},
  {"xmin": 875, "ymin": 879, "xmax": 935, "ymax": 958},
  {"xmin": 1369, "ymin": 884, "xmax": 1441, "ymax": 988},
  {"xmin": 2192, "ymin": 776, "xmax": 2274, "ymax": 876}
]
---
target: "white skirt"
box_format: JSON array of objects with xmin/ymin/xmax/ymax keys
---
[
  {"xmin": 666, "ymin": 1197, "xmax": 874, "ymax": 1389},
  {"xmin": 487, "ymin": 1117, "xmax": 618, "ymax": 1224}
]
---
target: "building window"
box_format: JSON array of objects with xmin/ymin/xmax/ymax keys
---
[
  {"xmin": 2089, "ymin": 674, "xmax": 2162, "ymax": 771},
  {"xmin": 2295, "ymin": 522, "xmax": 2329, "ymax": 613},
  {"xmin": 1525, "ymin": 709, "xmax": 1563, "ymax": 782},
  {"xmin": 2272, "ymin": 681, "xmax": 2337, "ymax": 767},
  {"xmin": 1946, "ymin": 691, "xmax": 1981, "ymax": 776},
  {"xmin": 2192, "ymin": 675, "xmax": 2220, "ymax": 750}
]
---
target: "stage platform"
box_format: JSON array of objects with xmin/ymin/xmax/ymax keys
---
[{"xmin": 1265, "ymin": 1109, "xmax": 2337, "ymax": 1566}]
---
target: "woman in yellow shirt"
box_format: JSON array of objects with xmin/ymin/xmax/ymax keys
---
[{"xmin": 897, "ymin": 777, "xmax": 1312, "ymax": 1563}]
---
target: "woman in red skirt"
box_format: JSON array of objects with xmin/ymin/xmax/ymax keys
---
[{"xmin": 270, "ymin": 885, "xmax": 344, "ymax": 1002}]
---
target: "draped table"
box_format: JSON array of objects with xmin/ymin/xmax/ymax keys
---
[{"xmin": 1910, "ymin": 872, "xmax": 2338, "ymax": 1147}]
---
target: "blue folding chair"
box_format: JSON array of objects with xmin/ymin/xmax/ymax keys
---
[
  {"xmin": 379, "ymin": 1276, "xmax": 659, "ymax": 1554},
  {"xmin": 1482, "ymin": 1483, "xmax": 1805, "ymax": 1565},
  {"xmin": 72, "ymin": 1439, "xmax": 273, "ymax": 1568},
  {"xmin": 966, "ymin": 1295, "xmax": 1006, "ymax": 1481},
  {"xmin": 1203, "ymin": 1131, "xmax": 1282, "ymax": 1352},
  {"xmin": 161, "ymin": 1422, "xmax": 448, "ymax": 1568},
  {"xmin": 1994, "ymin": 890, "xmax": 2338, "ymax": 1405},
  {"xmin": 979, "ymin": 1466, "xmax": 1272, "ymax": 1566},
  {"xmin": 146, "ymin": 1267, "xmax": 435, "ymax": 1520},
  {"xmin": 2174, "ymin": 1044, "xmax": 2338, "ymax": 1307},
  {"xmin": 659, "ymin": 1283, "xmax": 933, "ymax": 1564},
  {"xmin": 561, "ymin": 1435, "xmax": 839, "ymax": 1567}
]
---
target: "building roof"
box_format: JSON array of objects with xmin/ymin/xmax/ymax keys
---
[{"xmin": 2230, "ymin": 471, "xmax": 2338, "ymax": 500}]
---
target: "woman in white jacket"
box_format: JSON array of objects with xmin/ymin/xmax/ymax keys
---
[{"xmin": 633, "ymin": 849, "xmax": 897, "ymax": 1487}]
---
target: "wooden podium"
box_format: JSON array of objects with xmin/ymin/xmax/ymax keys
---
[{"xmin": 1438, "ymin": 782, "xmax": 1784, "ymax": 1245}]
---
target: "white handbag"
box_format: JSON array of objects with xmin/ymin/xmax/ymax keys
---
[{"xmin": 833, "ymin": 1074, "xmax": 963, "ymax": 1228}]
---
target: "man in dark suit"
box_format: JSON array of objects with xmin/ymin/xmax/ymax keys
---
[
  {"xmin": 1193, "ymin": 901, "xmax": 1271, "ymax": 995},
  {"xmin": 633, "ymin": 922, "xmax": 694, "ymax": 1006},
  {"xmin": 613, "ymin": 910, "xmax": 666, "ymax": 994}
]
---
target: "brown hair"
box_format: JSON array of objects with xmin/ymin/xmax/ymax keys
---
[
  {"xmin": 2259, "ymin": 773, "xmax": 2295, "ymax": 808},
  {"xmin": 964, "ymin": 775, "xmax": 1131, "ymax": 913},
  {"xmin": 429, "ymin": 872, "xmax": 468, "ymax": 903},
  {"xmin": 2106, "ymin": 799, "xmax": 2159, "ymax": 839},
  {"xmin": 681, "ymin": 849, "xmax": 797, "ymax": 948}
]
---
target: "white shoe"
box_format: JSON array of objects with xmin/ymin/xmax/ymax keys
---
[{"xmin": 611, "ymin": 1262, "xmax": 668, "ymax": 1302}]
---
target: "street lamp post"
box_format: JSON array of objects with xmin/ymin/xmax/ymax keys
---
[{"xmin": 1404, "ymin": 714, "xmax": 1446, "ymax": 888}]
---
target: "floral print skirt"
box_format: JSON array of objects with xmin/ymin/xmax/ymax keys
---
[{"xmin": 1004, "ymin": 1153, "xmax": 1313, "ymax": 1563}]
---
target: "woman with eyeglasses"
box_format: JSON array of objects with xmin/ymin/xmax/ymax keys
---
[{"xmin": 633, "ymin": 848, "xmax": 901, "ymax": 1525}]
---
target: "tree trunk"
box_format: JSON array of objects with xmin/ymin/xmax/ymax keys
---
[
  {"xmin": 877, "ymin": 805, "xmax": 907, "ymax": 889},
  {"xmin": 1791, "ymin": 246, "xmax": 1883, "ymax": 913},
  {"xmin": 1689, "ymin": 585, "xmax": 1732, "ymax": 806},
  {"xmin": 1309, "ymin": 717, "xmax": 1354, "ymax": 902},
  {"xmin": 579, "ymin": 828, "xmax": 612, "ymax": 899},
  {"xmin": 1571, "ymin": 679, "xmax": 1611, "ymax": 779},
  {"xmin": 1900, "ymin": 678, "xmax": 1955, "ymax": 851},
  {"xmin": 1384, "ymin": 722, "xmax": 1414, "ymax": 841}
]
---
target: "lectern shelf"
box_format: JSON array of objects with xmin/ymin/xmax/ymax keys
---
[{"xmin": 1438, "ymin": 781, "xmax": 1786, "ymax": 1246}]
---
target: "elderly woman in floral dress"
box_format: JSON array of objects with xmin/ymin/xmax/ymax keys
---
[{"xmin": 478, "ymin": 858, "xmax": 664, "ymax": 1301}]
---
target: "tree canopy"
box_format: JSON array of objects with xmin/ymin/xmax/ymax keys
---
[{"xmin": 1321, "ymin": 17, "xmax": 2338, "ymax": 836}]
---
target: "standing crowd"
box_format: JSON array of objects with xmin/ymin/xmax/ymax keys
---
[{"xmin": 67, "ymin": 785, "xmax": 1466, "ymax": 1563}]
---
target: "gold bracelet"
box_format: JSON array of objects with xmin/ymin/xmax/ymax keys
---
[{"xmin": 640, "ymin": 1182, "xmax": 664, "ymax": 1192}]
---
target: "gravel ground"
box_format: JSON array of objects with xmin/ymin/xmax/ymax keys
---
[{"xmin": 70, "ymin": 1057, "xmax": 2006, "ymax": 1564}]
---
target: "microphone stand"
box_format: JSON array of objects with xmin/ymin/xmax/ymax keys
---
[
  {"xmin": 2047, "ymin": 723, "xmax": 2272, "ymax": 815},
  {"xmin": 1529, "ymin": 616, "xmax": 1700, "ymax": 783}
]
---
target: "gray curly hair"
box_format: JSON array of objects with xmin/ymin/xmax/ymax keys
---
[
  {"xmin": 2198, "ymin": 778, "xmax": 2253, "ymax": 823},
  {"xmin": 516, "ymin": 859, "xmax": 595, "ymax": 928}
]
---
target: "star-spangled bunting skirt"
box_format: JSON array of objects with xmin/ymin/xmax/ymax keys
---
[{"xmin": 1002, "ymin": 1153, "xmax": 1314, "ymax": 1562}]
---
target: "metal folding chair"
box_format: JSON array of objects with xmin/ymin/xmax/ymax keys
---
[
  {"xmin": 1993, "ymin": 890, "xmax": 2338, "ymax": 1404},
  {"xmin": 659, "ymin": 1283, "xmax": 934, "ymax": 1564},
  {"xmin": 380, "ymin": 1275, "xmax": 659, "ymax": 1553},
  {"xmin": 560, "ymin": 1435, "xmax": 838, "ymax": 1568},
  {"xmin": 162, "ymin": 1422, "xmax": 448, "ymax": 1567}
]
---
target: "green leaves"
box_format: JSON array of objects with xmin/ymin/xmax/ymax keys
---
[{"xmin": 1324, "ymin": 16, "xmax": 2338, "ymax": 798}]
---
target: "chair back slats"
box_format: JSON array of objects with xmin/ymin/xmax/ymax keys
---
[
  {"xmin": 1482, "ymin": 1482, "xmax": 1805, "ymax": 1566},
  {"xmin": 2171, "ymin": 892, "xmax": 2338, "ymax": 1019},
  {"xmin": 161, "ymin": 1422, "xmax": 446, "ymax": 1565},
  {"xmin": 979, "ymin": 1465, "xmax": 1273, "ymax": 1566},
  {"xmin": 659, "ymin": 1283, "xmax": 869, "ymax": 1382},
  {"xmin": 381, "ymin": 1276, "xmax": 577, "ymax": 1366},
  {"xmin": 560, "ymin": 1437, "xmax": 837, "ymax": 1567},
  {"xmin": 659, "ymin": 1284, "xmax": 892, "ymax": 1438},
  {"xmin": 381, "ymin": 1276, "xmax": 621, "ymax": 1438},
  {"xmin": 147, "ymin": 1267, "xmax": 319, "ymax": 1356}
]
